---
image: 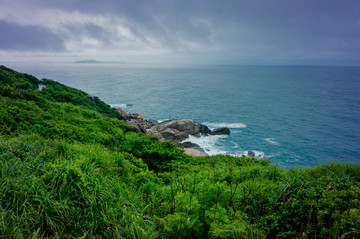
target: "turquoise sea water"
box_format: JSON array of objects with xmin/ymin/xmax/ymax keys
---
[{"xmin": 4, "ymin": 62, "xmax": 360, "ymax": 168}]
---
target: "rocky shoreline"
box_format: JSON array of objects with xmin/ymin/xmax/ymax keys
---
[
  {"xmin": 115, "ymin": 107, "xmax": 231, "ymax": 157},
  {"xmin": 86, "ymin": 95, "xmax": 264, "ymax": 159}
]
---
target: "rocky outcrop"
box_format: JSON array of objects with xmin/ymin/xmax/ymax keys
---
[
  {"xmin": 178, "ymin": 141, "xmax": 201, "ymax": 149},
  {"xmin": 127, "ymin": 113, "xmax": 150, "ymax": 131},
  {"xmin": 179, "ymin": 141, "xmax": 208, "ymax": 157},
  {"xmin": 247, "ymin": 151, "xmax": 256, "ymax": 158},
  {"xmin": 210, "ymin": 127, "xmax": 230, "ymax": 135},
  {"xmin": 145, "ymin": 119, "xmax": 159, "ymax": 127},
  {"xmin": 200, "ymin": 124, "xmax": 211, "ymax": 135},
  {"xmin": 183, "ymin": 148, "xmax": 208, "ymax": 157},
  {"xmin": 116, "ymin": 107, "xmax": 128, "ymax": 120},
  {"xmin": 113, "ymin": 107, "xmax": 231, "ymax": 156},
  {"xmin": 125, "ymin": 120, "xmax": 146, "ymax": 134},
  {"xmin": 148, "ymin": 119, "xmax": 212, "ymax": 143}
]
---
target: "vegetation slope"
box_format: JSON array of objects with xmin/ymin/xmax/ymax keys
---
[{"xmin": 0, "ymin": 65, "xmax": 359, "ymax": 238}]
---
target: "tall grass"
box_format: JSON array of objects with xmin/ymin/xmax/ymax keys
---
[{"xmin": 1, "ymin": 65, "xmax": 359, "ymax": 238}]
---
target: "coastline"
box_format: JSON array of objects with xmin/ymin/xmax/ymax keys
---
[
  {"xmin": 113, "ymin": 105, "xmax": 266, "ymax": 159},
  {"xmin": 2, "ymin": 65, "xmax": 359, "ymax": 238},
  {"xmin": 114, "ymin": 106, "xmax": 232, "ymax": 156}
]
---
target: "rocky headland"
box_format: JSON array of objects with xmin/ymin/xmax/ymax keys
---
[{"xmin": 115, "ymin": 107, "xmax": 230, "ymax": 157}]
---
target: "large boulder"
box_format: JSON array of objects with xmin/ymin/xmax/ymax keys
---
[
  {"xmin": 210, "ymin": 127, "xmax": 230, "ymax": 135},
  {"xmin": 183, "ymin": 148, "xmax": 208, "ymax": 157},
  {"xmin": 199, "ymin": 124, "xmax": 211, "ymax": 135},
  {"xmin": 116, "ymin": 107, "xmax": 128, "ymax": 120},
  {"xmin": 160, "ymin": 128, "xmax": 188, "ymax": 142},
  {"xmin": 247, "ymin": 151, "xmax": 255, "ymax": 158},
  {"xmin": 126, "ymin": 120, "xmax": 146, "ymax": 134},
  {"xmin": 149, "ymin": 119, "xmax": 199, "ymax": 143},
  {"xmin": 145, "ymin": 119, "xmax": 159, "ymax": 127},
  {"xmin": 146, "ymin": 128, "xmax": 163, "ymax": 139},
  {"xmin": 190, "ymin": 123, "xmax": 201, "ymax": 136},
  {"xmin": 178, "ymin": 141, "xmax": 201, "ymax": 148},
  {"xmin": 175, "ymin": 119, "xmax": 194, "ymax": 131},
  {"xmin": 128, "ymin": 112, "xmax": 143, "ymax": 119},
  {"xmin": 155, "ymin": 120, "xmax": 177, "ymax": 132},
  {"xmin": 160, "ymin": 128, "xmax": 177, "ymax": 139},
  {"xmin": 147, "ymin": 119, "xmax": 232, "ymax": 142}
]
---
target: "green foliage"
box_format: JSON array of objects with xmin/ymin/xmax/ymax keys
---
[
  {"xmin": 0, "ymin": 65, "xmax": 39, "ymax": 90},
  {"xmin": 122, "ymin": 132, "xmax": 190, "ymax": 172},
  {"xmin": 40, "ymin": 78, "xmax": 119, "ymax": 118},
  {"xmin": 0, "ymin": 135, "xmax": 159, "ymax": 238},
  {"xmin": 1, "ymin": 65, "xmax": 360, "ymax": 238}
]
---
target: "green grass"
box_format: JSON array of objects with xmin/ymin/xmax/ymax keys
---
[{"xmin": 1, "ymin": 65, "xmax": 359, "ymax": 238}]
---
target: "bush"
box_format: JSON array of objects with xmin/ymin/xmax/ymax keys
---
[{"xmin": 1, "ymin": 65, "xmax": 359, "ymax": 238}]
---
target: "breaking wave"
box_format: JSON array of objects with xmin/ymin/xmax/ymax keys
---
[
  {"xmin": 110, "ymin": 103, "xmax": 133, "ymax": 109},
  {"xmin": 264, "ymin": 138, "xmax": 280, "ymax": 145},
  {"xmin": 202, "ymin": 122, "xmax": 247, "ymax": 129}
]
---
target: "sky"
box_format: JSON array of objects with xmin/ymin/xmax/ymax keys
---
[{"xmin": 0, "ymin": 0, "xmax": 360, "ymax": 65}]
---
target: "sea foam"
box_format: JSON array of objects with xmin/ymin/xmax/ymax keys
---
[
  {"xmin": 264, "ymin": 138, "xmax": 280, "ymax": 145},
  {"xmin": 110, "ymin": 103, "xmax": 128, "ymax": 109},
  {"xmin": 202, "ymin": 122, "xmax": 247, "ymax": 129},
  {"xmin": 185, "ymin": 135, "xmax": 265, "ymax": 159},
  {"xmin": 239, "ymin": 150, "xmax": 265, "ymax": 159},
  {"xmin": 185, "ymin": 135, "xmax": 229, "ymax": 156}
]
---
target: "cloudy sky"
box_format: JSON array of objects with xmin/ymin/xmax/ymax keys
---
[{"xmin": 0, "ymin": 0, "xmax": 360, "ymax": 65}]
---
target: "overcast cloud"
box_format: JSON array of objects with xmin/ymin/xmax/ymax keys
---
[{"xmin": 0, "ymin": 0, "xmax": 359, "ymax": 65}]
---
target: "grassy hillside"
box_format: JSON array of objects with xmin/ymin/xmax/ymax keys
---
[{"xmin": 0, "ymin": 65, "xmax": 359, "ymax": 238}]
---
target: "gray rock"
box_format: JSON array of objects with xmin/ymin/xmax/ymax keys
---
[
  {"xmin": 126, "ymin": 120, "xmax": 146, "ymax": 134},
  {"xmin": 138, "ymin": 124, "xmax": 147, "ymax": 134},
  {"xmin": 116, "ymin": 107, "xmax": 128, "ymax": 120},
  {"xmin": 210, "ymin": 127, "xmax": 231, "ymax": 135},
  {"xmin": 156, "ymin": 120, "xmax": 177, "ymax": 132},
  {"xmin": 199, "ymin": 124, "xmax": 211, "ymax": 135},
  {"xmin": 175, "ymin": 119, "xmax": 194, "ymax": 131},
  {"xmin": 145, "ymin": 119, "xmax": 159, "ymax": 127},
  {"xmin": 178, "ymin": 141, "xmax": 201, "ymax": 148},
  {"xmin": 149, "ymin": 119, "xmax": 195, "ymax": 143},
  {"xmin": 147, "ymin": 119, "xmax": 227, "ymax": 144},
  {"xmin": 160, "ymin": 128, "xmax": 177, "ymax": 139},
  {"xmin": 190, "ymin": 123, "xmax": 201, "ymax": 135},
  {"xmin": 128, "ymin": 112, "xmax": 143, "ymax": 119},
  {"xmin": 146, "ymin": 129, "xmax": 163, "ymax": 139},
  {"xmin": 183, "ymin": 148, "xmax": 208, "ymax": 157},
  {"xmin": 247, "ymin": 151, "xmax": 255, "ymax": 158}
]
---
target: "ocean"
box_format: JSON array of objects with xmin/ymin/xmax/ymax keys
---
[{"xmin": 4, "ymin": 62, "xmax": 360, "ymax": 168}]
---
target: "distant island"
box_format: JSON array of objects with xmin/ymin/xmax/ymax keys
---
[
  {"xmin": 72, "ymin": 60, "xmax": 128, "ymax": 64},
  {"xmin": 73, "ymin": 59, "xmax": 100, "ymax": 63}
]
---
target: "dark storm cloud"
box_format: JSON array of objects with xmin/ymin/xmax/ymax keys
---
[
  {"xmin": 0, "ymin": 19, "xmax": 64, "ymax": 51},
  {"xmin": 66, "ymin": 23, "xmax": 113, "ymax": 47},
  {"xmin": 43, "ymin": 1, "xmax": 360, "ymax": 50},
  {"xmin": 0, "ymin": 0, "xmax": 360, "ymax": 64}
]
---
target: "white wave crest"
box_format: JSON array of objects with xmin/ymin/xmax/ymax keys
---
[
  {"xmin": 236, "ymin": 150, "xmax": 265, "ymax": 159},
  {"xmin": 110, "ymin": 103, "xmax": 128, "ymax": 109},
  {"xmin": 184, "ymin": 135, "xmax": 266, "ymax": 160},
  {"xmin": 203, "ymin": 122, "xmax": 247, "ymax": 129},
  {"xmin": 185, "ymin": 135, "xmax": 229, "ymax": 156},
  {"xmin": 264, "ymin": 138, "xmax": 280, "ymax": 145}
]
